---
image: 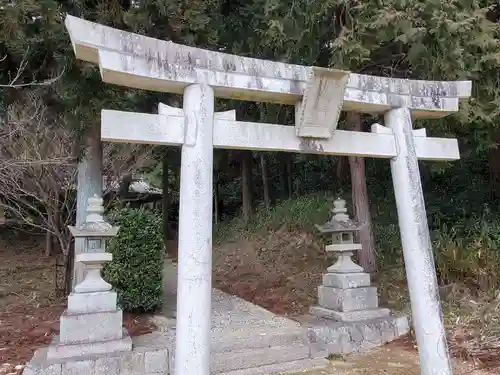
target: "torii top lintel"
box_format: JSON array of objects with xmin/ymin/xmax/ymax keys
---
[{"xmin": 65, "ymin": 15, "xmax": 471, "ymax": 120}]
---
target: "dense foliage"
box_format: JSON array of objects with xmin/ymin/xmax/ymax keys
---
[{"xmin": 104, "ymin": 207, "xmax": 164, "ymax": 312}]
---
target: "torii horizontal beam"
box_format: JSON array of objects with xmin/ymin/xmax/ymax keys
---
[
  {"xmin": 65, "ymin": 15, "xmax": 471, "ymax": 119},
  {"xmin": 101, "ymin": 109, "xmax": 460, "ymax": 161}
]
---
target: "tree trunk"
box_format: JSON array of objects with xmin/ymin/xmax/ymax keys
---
[
  {"xmin": 46, "ymin": 198, "xmax": 61, "ymax": 257},
  {"xmin": 347, "ymin": 112, "xmax": 377, "ymax": 274},
  {"xmin": 45, "ymin": 230, "xmax": 53, "ymax": 257},
  {"xmin": 64, "ymin": 250, "xmax": 74, "ymax": 296},
  {"xmin": 279, "ymin": 153, "xmax": 293, "ymax": 199},
  {"xmin": 336, "ymin": 156, "xmax": 346, "ymax": 180},
  {"xmin": 241, "ymin": 150, "xmax": 253, "ymax": 224},
  {"xmin": 74, "ymin": 122, "xmax": 103, "ymax": 290},
  {"xmin": 260, "ymin": 153, "xmax": 271, "ymax": 209},
  {"xmin": 162, "ymin": 154, "xmax": 171, "ymax": 255},
  {"xmin": 119, "ymin": 173, "xmax": 133, "ymax": 205}
]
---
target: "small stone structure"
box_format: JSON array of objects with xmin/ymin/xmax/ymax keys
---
[
  {"xmin": 311, "ymin": 198, "xmax": 390, "ymax": 322},
  {"xmin": 24, "ymin": 196, "xmax": 169, "ymax": 375},
  {"xmin": 48, "ymin": 195, "xmax": 131, "ymax": 359},
  {"xmin": 304, "ymin": 198, "xmax": 409, "ymax": 357}
]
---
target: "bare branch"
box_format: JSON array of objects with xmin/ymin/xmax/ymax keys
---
[
  {"xmin": 0, "ymin": 92, "xmax": 156, "ymax": 257},
  {"xmin": 0, "ymin": 49, "xmax": 65, "ymax": 88},
  {"xmin": 0, "ymin": 93, "xmax": 77, "ymax": 254}
]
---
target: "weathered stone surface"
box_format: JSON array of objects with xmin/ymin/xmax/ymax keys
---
[
  {"xmin": 23, "ymin": 361, "xmax": 62, "ymax": 375},
  {"xmin": 47, "ymin": 332, "xmax": 132, "ymax": 360},
  {"xmin": 386, "ymin": 107, "xmax": 452, "ymax": 375},
  {"xmin": 318, "ymin": 286, "xmax": 378, "ymax": 312},
  {"xmin": 394, "ymin": 315, "xmax": 411, "ymax": 336},
  {"xmin": 218, "ymin": 358, "xmax": 330, "ymax": 375},
  {"xmin": 62, "ymin": 360, "xmax": 94, "ymax": 375},
  {"xmin": 296, "ymin": 67, "xmax": 349, "ymax": 138},
  {"xmin": 144, "ymin": 349, "xmax": 169, "ymax": 374},
  {"xmin": 310, "ymin": 305, "xmax": 390, "ymax": 322},
  {"xmin": 24, "ymin": 337, "xmax": 168, "ymax": 375},
  {"xmin": 211, "ymin": 345, "xmax": 309, "ymax": 373},
  {"xmin": 118, "ymin": 351, "xmax": 144, "ymax": 374},
  {"xmin": 303, "ymin": 314, "xmax": 409, "ymax": 356},
  {"xmin": 102, "ymin": 108, "xmax": 464, "ymax": 162},
  {"xmin": 59, "ymin": 309, "xmax": 123, "ymax": 344},
  {"xmin": 322, "ymin": 272, "xmax": 370, "ymax": 289},
  {"xmin": 65, "ymin": 15, "xmax": 471, "ymax": 117},
  {"xmin": 67, "ymin": 291, "xmax": 117, "ymax": 314},
  {"xmin": 93, "ymin": 356, "xmax": 120, "ymax": 375}
]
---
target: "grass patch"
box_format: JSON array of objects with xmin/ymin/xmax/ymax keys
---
[{"xmin": 214, "ymin": 193, "xmax": 335, "ymax": 243}]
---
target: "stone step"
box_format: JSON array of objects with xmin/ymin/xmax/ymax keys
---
[
  {"xmin": 216, "ymin": 358, "xmax": 330, "ymax": 375},
  {"xmin": 155, "ymin": 316, "xmax": 309, "ymax": 353},
  {"xmin": 212, "ymin": 326, "xmax": 308, "ymax": 353},
  {"xmin": 211, "ymin": 344, "xmax": 310, "ymax": 374}
]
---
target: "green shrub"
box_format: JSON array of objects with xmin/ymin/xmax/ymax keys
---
[{"xmin": 103, "ymin": 207, "xmax": 164, "ymax": 312}]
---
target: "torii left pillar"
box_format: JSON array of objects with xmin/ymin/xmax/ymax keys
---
[{"xmin": 175, "ymin": 83, "xmax": 214, "ymax": 375}]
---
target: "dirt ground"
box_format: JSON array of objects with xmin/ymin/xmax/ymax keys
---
[
  {"xmin": 1, "ymin": 228, "xmax": 500, "ymax": 374},
  {"xmin": 0, "ymin": 229, "xmax": 156, "ymax": 373},
  {"xmin": 213, "ymin": 228, "xmax": 328, "ymax": 316},
  {"xmin": 294, "ymin": 344, "xmax": 496, "ymax": 375}
]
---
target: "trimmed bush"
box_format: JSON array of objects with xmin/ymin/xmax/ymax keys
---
[{"xmin": 103, "ymin": 207, "xmax": 164, "ymax": 312}]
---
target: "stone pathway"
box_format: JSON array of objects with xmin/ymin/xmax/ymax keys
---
[{"xmin": 155, "ymin": 260, "xmax": 327, "ymax": 374}]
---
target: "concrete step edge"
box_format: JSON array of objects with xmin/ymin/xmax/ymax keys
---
[
  {"xmin": 212, "ymin": 344, "xmax": 310, "ymax": 373},
  {"xmin": 212, "ymin": 328, "xmax": 308, "ymax": 352},
  {"xmin": 216, "ymin": 357, "xmax": 330, "ymax": 375}
]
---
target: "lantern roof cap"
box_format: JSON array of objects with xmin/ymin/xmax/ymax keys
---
[
  {"xmin": 68, "ymin": 195, "xmax": 119, "ymax": 237},
  {"xmin": 316, "ymin": 197, "xmax": 365, "ymax": 234}
]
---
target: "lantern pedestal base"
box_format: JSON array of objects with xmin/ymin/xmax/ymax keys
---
[
  {"xmin": 318, "ymin": 285, "xmax": 378, "ymax": 312},
  {"xmin": 322, "ymin": 272, "xmax": 370, "ymax": 289},
  {"xmin": 46, "ymin": 329, "xmax": 132, "ymax": 360},
  {"xmin": 48, "ymin": 288, "xmax": 131, "ymax": 361},
  {"xmin": 59, "ymin": 308, "xmax": 125, "ymax": 344},
  {"xmin": 67, "ymin": 291, "xmax": 117, "ymax": 314}
]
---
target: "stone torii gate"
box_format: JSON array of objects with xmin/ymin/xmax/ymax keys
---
[{"xmin": 65, "ymin": 15, "xmax": 471, "ymax": 375}]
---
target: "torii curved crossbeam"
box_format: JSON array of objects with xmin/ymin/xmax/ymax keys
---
[{"xmin": 65, "ymin": 15, "xmax": 470, "ymax": 119}]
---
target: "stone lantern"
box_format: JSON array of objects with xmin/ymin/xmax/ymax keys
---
[
  {"xmin": 69, "ymin": 196, "xmax": 117, "ymax": 294},
  {"xmin": 47, "ymin": 195, "xmax": 132, "ymax": 360},
  {"xmin": 316, "ymin": 198, "xmax": 364, "ymax": 274},
  {"xmin": 311, "ymin": 197, "xmax": 390, "ymax": 322}
]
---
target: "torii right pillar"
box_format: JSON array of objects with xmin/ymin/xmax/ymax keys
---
[{"xmin": 385, "ymin": 107, "xmax": 451, "ymax": 375}]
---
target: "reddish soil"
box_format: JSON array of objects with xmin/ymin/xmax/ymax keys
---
[
  {"xmin": 213, "ymin": 228, "xmax": 328, "ymax": 317},
  {"xmin": 0, "ymin": 229, "xmax": 156, "ymax": 371}
]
